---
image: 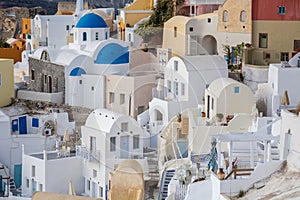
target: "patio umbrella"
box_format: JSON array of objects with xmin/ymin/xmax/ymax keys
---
[{"xmin": 281, "ymin": 90, "xmax": 290, "ymax": 106}]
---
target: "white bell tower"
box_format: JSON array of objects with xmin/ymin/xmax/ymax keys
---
[{"xmin": 75, "ymin": 0, "xmax": 84, "ymax": 15}]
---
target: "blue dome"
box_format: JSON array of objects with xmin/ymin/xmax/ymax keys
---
[
  {"xmin": 76, "ymin": 13, "xmax": 108, "ymax": 28},
  {"xmin": 70, "ymin": 67, "xmax": 86, "ymax": 76},
  {"xmin": 95, "ymin": 43, "xmax": 129, "ymax": 64}
]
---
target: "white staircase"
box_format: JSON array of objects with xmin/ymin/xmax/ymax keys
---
[
  {"xmin": 270, "ymin": 141, "xmax": 280, "ymax": 161},
  {"xmin": 158, "ymin": 169, "xmax": 175, "ymax": 200}
]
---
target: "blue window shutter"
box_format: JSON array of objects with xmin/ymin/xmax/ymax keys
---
[{"xmin": 32, "ymin": 118, "xmax": 39, "ymax": 128}]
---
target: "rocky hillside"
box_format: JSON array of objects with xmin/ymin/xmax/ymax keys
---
[
  {"xmin": 0, "ymin": 7, "xmax": 46, "ymax": 40},
  {"xmin": 0, "ymin": 0, "xmax": 126, "ymax": 15}
]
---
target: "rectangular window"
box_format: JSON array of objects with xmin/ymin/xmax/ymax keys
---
[
  {"xmin": 138, "ymin": 106, "xmax": 144, "ymax": 115},
  {"xmin": 174, "ymin": 82, "xmax": 179, "ymax": 96},
  {"xmin": 99, "ymin": 186, "xmax": 103, "ymax": 197},
  {"xmin": 91, "ymin": 86, "xmax": 94, "ymax": 91},
  {"xmin": 294, "ymin": 40, "xmax": 300, "ymax": 51},
  {"xmin": 234, "ymin": 86, "xmax": 240, "ymax": 93},
  {"xmin": 281, "ymin": 52, "xmax": 289, "ymax": 61},
  {"xmin": 32, "ymin": 165, "xmax": 36, "ymax": 177},
  {"xmin": 93, "ymin": 169, "xmax": 97, "ymax": 178},
  {"xmin": 120, "ymin": 93, "xmax": 125, "ymax": 105},
  {"xmin": 259, "ymin": 33, "xmax": 268, "ymax": 48},
  {"xmin": 211, "ymin": 98, "xmax": 214, "ymax": 110},
  {"xmin": 26, "ymin": 179, "xmax": 29, "ymax": 188},
  {"xmin": 121, "ymin": 122, "xmax": 128, "ymax": 132},
  {"xmin": 79, "ymin": 80, "xmax": 82, "ymax": 84},
  {"xmin": 32, "ymin": 118, "xmax": 39, "ymax": 128},
  {"xmin": 189, "ymin": 27, "xmax": 193, "ymax": 32},
  {"xmin": 90, "ymin": 136, "xmax": 96, "ymax": 151},
  {"xmin": 44, "ymin": 75, "xmax": 47, "ymax": 84},
  {"xmin": 87, "ymin": 179, "xmax": 90, "ymax": 191},
  {"xmin": 12, "ymin": 119, "xmax": 18, "ymax": 131},
  {"xmin": 174, "ymin": 60, "xmax": 178, "ymax": 71},
  {"xmin": 31, "ymin": 69, "xmax": 35, "ymax": 81},
  {"xmin": 265, "ymin": 53, "xmax": 271, "ymax": 59},
  {"xmin": 181, "ymin": 83, "xmax": 185, "ymax": 96},
  {"xmin": 109, "ymin": 92, "xmax": 115, "ymax": 104},
  {"xmin": 0, "ymin": 72, "xmax": 2, "ymax": 88},
  {"xmin": 133, "ymin": 135, "xmax": 140, "ymax": 149},
  {"xmin": 208, "ymin": 18, "xmax": 211, "ymax": 23},
  {"xmin": 110, "ymin": 137, "xmax": 116, "ymax": 151},
  {"xmin": 278, "ymin": 6, "xmax": 286, "ymax": 15},
  {"xmin": 177, "ymin": 128, "xmax": 187, "ymax": 140},
  {"xmin": 66, "ymin": 25, "xmax": 69, "ymax": 30},
  {"xmin": 39, "ymin": 184, "xmax": 43, "ymax": 191},
  {"xmin": 95, "ymin": 32, "xmax": 99, "ymax": 40},
  {"xmin": 174, "ymin": 27, "xmax": 177, "ymax": 38},
  {"xmin": 167, "ymin": 80, "xmax": 172, "ymax": 92}
]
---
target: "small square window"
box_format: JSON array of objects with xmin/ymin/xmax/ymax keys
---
[
  {"xmin": 66, "ymin": 25, "xmax": 69, "ymax": 30},
  {"xmin": 93, "ymin": 169, "xmax": 97, "ymax": 178},
  {"xmin": 278, "ymin": 6, "xmax": 286, "ymax": 15},
  {"xmin": 234, "ymin": 86, "xmax": 240, "ymax": 94},
  {"xmin": 189, "ymin": 27, "xmax": 193, "ymax": 32},
  {"xmin": 121, "ymin": 122, "xmax": 128, "ymax": 132},
  {"xmin": 208, "ymin": 18, "xmax": 211, "ymax": 23},
  {"xmin": 265, "ymin": 53, "xmax": 271, "ymax": 59},
  {"xmin": 79, "ymin": 80, "xmax": 82, "ymax": 84},
  {"xmin": 26, "ymin": 179, "xmax": 29, "ymax": 188},
  {"xmin": 281, "ymin": 52, "xmax": 289, "ymax": 61},
  {"xmin": 91, "ymin": 86, "xmax": 94, "ymax": 91}
]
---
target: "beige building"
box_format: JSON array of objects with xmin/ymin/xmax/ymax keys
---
[
  {"xmin": 162, "ymin": 0, "xmax": 251, "ymax": 57},
  {"xmin": 108, "ymin": 160, "xmax": 144, "ymax": 200},
  {"xmin": 204, "ymin": 78, "xmax": 256, "ymax": 120},
  {"xmin": 118, "ymin": 0, "xmax": 154, "ymax": 40},
  {"xmin": 105, "ymin": 72, "xmax": 157, "ymax": 119},
  {"xmin": 245, "ymin": 21, "xmax": 300, "ymax": 67},
  {"xmin": 0, "ymin": 59, "xmax": 14, "ymax": 107}
]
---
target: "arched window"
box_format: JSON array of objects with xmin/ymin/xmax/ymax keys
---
[
  {"xmin": 95, "ymin": 32, "xmax": 99, "ymax": 40},
  {"xmin": 223, "ymin": 10, "xmax": 228, "ymax": 22},
  {"xmin": 240, "ymin": 10, "xmax": 246, "ymax": 22},
  {"xmin": 41, "ymin": 50, "xmax": 50, "ymax": 61},
  {"xmin": 83, "ymin": 32, "xmax": 87, "ymax": 41}
]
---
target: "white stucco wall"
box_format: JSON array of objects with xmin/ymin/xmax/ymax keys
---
[{"xmin": 267, "ymin": 64, "xmax": 300, "ymax": 116}]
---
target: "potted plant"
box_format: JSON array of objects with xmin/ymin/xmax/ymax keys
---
[
  {"xmin": 177, "ymin": 113, "xmax": 182, "ymax": 122},
  {"xmin": 216, "ymin": 113, "xmax": 224, "ymax": 122}
]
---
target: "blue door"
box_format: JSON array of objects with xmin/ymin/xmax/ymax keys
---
[
  {"xmin": 19, "ymin": 116, "xmax": 27, "ymax": 134},
  {"xmin": 14, "ymin": 164, "xmax": 22, "ymax": 188},
  {"xmin": 177, "ymin": 141, "xmax": 188, "ymax": 158}
]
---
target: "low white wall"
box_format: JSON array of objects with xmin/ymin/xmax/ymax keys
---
[
  {"xmin": 18, "ymin": 90, "xmax": 63, "ymax": 103},
  {"xmin": 220, "ymin": 160, "xmax": 283, "ymax": 195},
  {"xmin": 243, "ymin": 65, "xmax": 269, "ymax": 92}
]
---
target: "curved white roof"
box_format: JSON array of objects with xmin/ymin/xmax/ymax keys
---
[
  {"xmin": 183, "ymin": 55, "xmax": 227, "ymax": 71},
  {"xmin": 207, "ymin": 78, "xmax": 240, "ymax": 97},
  {"xmin": 85, "ymin": 108, "xmax": 123, "ymax": 133}
]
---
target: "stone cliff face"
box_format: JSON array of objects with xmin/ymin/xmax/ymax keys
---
[{"xmin": 0, "ymin": 7, "xmax": 46, "ymax": 40}]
